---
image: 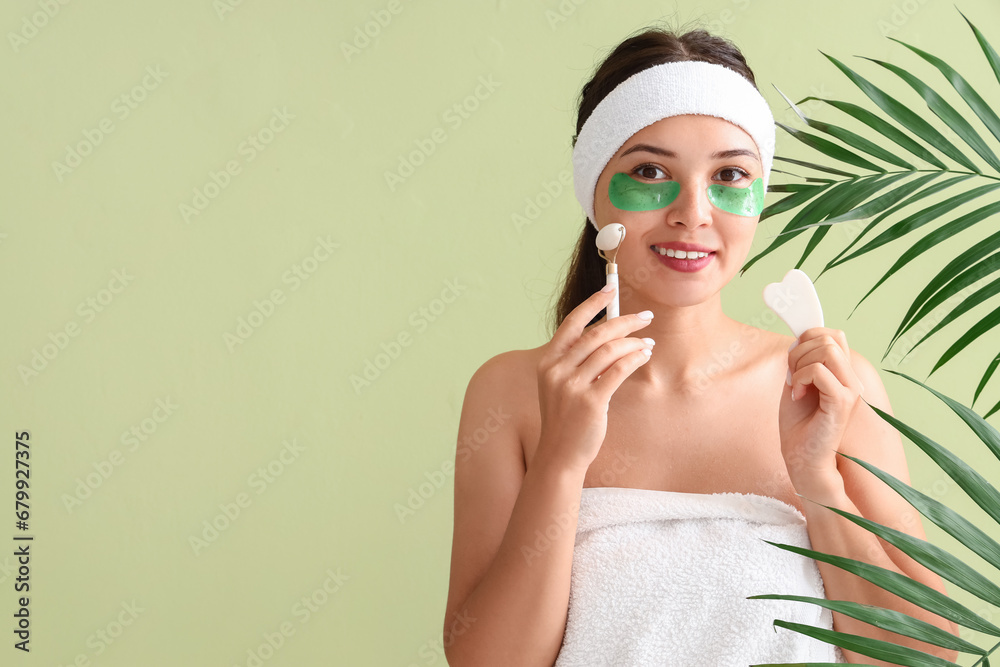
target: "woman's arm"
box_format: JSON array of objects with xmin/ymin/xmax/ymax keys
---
[
  {"xmin": 792, "ymin": 348, "xmax": 961, "ymax": 665},
  {"xmin": 443, "ymin": 352, "xmax": 586, "ymax": 667}
]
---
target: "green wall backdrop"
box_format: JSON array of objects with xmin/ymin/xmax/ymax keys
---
[{"xmin": 2, "ymin": 0, "xmax": 1000, "ymax": 664}]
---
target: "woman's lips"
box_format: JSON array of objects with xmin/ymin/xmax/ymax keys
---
[{"xmin": 650, "ymin": 246, "xmax": 716, "ymax": 273}]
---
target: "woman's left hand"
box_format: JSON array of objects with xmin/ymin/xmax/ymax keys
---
[{"xmin": 780, "ymin": 327, "xmax": 866, "ymax": 491}]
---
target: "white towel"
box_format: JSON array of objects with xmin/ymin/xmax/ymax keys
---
[{"xmin": 554, "ymin": 487, "xmax": 847, "ymax": 666}]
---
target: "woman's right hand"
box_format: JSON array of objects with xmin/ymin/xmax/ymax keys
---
[{"xmin": 534, "ymin": 285, "xmax": 655, "ymax": 475}]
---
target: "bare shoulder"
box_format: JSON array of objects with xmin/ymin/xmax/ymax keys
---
[
  {"xmin": 769, "ymin": 329, "xmax": 797, "ymax": 353},
  {"xmin": 469, "ymin": 347, "xmax": 539, "ymax": 399},
  {"xmin": 734, "ymin": 322, "xmax": 796, "ymax": 373},
  {"xmin": 463, "ymin": 346, "xmax": 541, "ymax": 455}
]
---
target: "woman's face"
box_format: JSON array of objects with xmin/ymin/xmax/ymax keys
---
[{"xmin": 592, "ymin": 114, "xmax": 763, "ymax": 305}]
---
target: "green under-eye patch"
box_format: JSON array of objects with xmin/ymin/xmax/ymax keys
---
[
  {"xmin": 608, "ymin": 172, "xmax": 765, "ymax": 217},
  {"xmin": 608, "ymin": 172, "xmax": 680, "ymax": 211},
  {"xmin": 707, "ymin": 177, "xmax": 765, "ymax": 216}
]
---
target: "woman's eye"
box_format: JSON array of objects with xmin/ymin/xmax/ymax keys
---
[
  {"xmin": 633, "ymin": 164, "xmax": 666, "ymax": 180},
  {"xmin": 716, "ymin": 167, "xmax": 749, "ymax": 182}
]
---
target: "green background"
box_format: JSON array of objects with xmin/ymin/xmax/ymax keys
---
[{"xmin": 2, "ymin": 0, "xmax": 1000, "ymax": 664}]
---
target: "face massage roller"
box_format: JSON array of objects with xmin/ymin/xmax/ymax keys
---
[
  {"xmin": 595, "ymin": 223, "xmax": 626, "ymax": 319},
  {"xmin": 595, "ymin": 170, "xmax": 765, "ymax": 321}
]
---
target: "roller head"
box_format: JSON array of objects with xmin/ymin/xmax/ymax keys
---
[{"xmin": 596, "ymin": 223, "xmax": 626, "ymax": 252}]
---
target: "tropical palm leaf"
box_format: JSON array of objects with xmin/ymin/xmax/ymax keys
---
[
  {"xmin": 743, "ymin": 6, "xmax": 1000, "ymax": 410},
  {"xmin": 749, "ymin": 370, "xmax": 1000, "ymax": 664}
]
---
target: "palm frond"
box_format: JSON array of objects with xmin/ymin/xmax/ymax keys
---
[
  {"xmin": 885, "ymin": 245, "xmax": 1000, "ymax": 359},
  {"xmin": 820, "ymin": 50, "xmax": 980, "ymax": 172},
  {"xmin": 748, "ymin": 593, "xmax": 984, "ymax": 655},
  {"xmin": 751, "ymin": 370, "xmax": 1000, "ymax": 661},
  {"xmin": 747, "ymin": 6, "xmax": 1000, "ymax": 404}
]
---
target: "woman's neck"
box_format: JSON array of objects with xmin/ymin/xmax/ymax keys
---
[{"xmin": 604, "ymin": 301, "xmax": 746, "ymax": 391}]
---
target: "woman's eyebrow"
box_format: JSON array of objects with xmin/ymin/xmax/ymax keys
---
[
  {"xmin": 620, "ymin": 143, "xmax": 759, "ymax": 162},
  {"xmin": 713, "ymin": 148, "xmax": 760, "ymax": 162}
]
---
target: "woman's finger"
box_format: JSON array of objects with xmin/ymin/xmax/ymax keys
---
[
  {"xmin": 548, "ymin": 286, "xmax": 617, "ymax": 355},
  {"xmin": 790, "ymin": 346, "xmax": 858, "ymax": 393}
]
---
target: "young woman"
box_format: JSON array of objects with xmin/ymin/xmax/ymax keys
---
[{"xmin": 442, "ymin": 26, "xmax": 958, "ymax": 666}]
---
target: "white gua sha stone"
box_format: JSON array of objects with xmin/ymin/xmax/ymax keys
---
[
  {"xmin": 762, "ymin": 268, "xmax": 827, "ymax": 394},
  {"xmin": 763, "ymin": 268, "xmax": 824, "ymax": 337},
  {"xmin": 595, "ymin": 224, "xmax": 626, "ymax": 319}
]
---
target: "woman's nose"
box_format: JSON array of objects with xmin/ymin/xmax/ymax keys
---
[{"xmin": 667, "ymin": 181, "xmax": 714, "ymax": 227}]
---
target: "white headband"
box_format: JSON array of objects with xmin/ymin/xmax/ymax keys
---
[{"xmin": 571, "ymin": 60, "xmax": 775, "ymax": 227}]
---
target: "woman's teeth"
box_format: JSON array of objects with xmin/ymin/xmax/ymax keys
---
[{"xmin": 651, "ymin": 246, "xmax": 713, "ymax": 259}]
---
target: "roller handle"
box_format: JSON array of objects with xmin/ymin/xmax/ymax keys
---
[{"xmin": 605, "ymin": 272, "xmax": 619, "ymax": 320}]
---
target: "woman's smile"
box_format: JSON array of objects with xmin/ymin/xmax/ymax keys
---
[{"xmin": 649, "ymin": 244, "xmax": 717, "ymax": 272}]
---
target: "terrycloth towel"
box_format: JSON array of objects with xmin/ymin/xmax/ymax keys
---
[{"xmin": 553, "ymin": 487, "xmax": 847, "ymax": 666}]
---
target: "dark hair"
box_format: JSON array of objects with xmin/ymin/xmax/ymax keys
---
[{"xmin": 548, "ymin": 24, "xmax": 760, "ymax": 337}]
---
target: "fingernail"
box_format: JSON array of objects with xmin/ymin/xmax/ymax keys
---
[
  {"xmin": 636, "ymin": 310, "xmax": 654, "ymax": 320},
  {"xmin": 791, "ymin": 385, "xmax": 796, "ymax": 401},
  {"xmin": 786, "ymin": 368, "xmax": 792, "ymax": 386},
  {"xmin": 601, "ymin": 284, "xmax": 615, "ymax": 293},
  {"xmin": 641, "ymin": 337, "xmax": 656, "ymax": 346},
  {"xmin": 788, "ymin": 340, "xmax": 799, "ymax": 351}
]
